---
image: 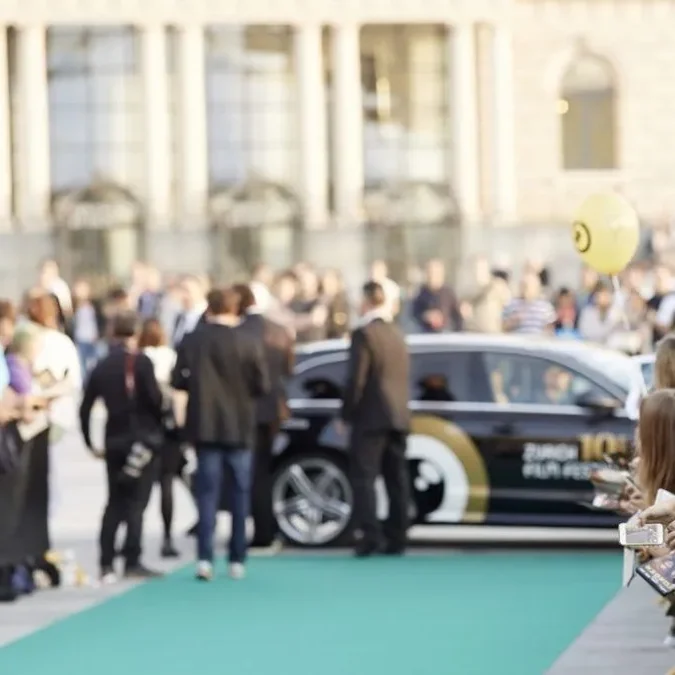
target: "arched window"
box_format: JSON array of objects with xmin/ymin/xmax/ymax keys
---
[{"xmin": 559, "ymin": 54, "xmax": 617, "ymax": 170}]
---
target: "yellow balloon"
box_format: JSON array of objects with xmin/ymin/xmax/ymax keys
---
[{"xmin": 572, "ymin": 192, "xmax": 640, "ymax": 275}]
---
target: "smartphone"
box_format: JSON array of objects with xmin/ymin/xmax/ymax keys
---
[{"xmin": 618, "ymin": 522, "xmax": 665, "ymax": 547}]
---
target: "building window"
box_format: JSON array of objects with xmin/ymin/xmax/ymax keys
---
[
  {"xmin": 360, "ymin": 25, "xmax": 450, "ymax": 187},
  {"xmin": 47, "ymin": 26, "xmax": 143, "ymax": 192},
  {"xmin": 205, "ymin": 25, "xmax": 297, "ymax": 188},
  {"xmin": 559, "ymin": 54, "xmax": 617, "ymax": 171},
  {"xmin": 47, "ymin": 27, "xmax": 143, "ymax": 283}
]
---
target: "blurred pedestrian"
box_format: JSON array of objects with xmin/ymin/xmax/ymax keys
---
[
  {"xmin": 343, "ymin": 281, "xmax": 410, "ymax": 557},
  {"xmin": 236, "ymin": 284, "xmax": 294, "ymax": 550},
  {"xmin": 172, "ymin": 288, "xmax": 269, "ymax": 581},
  {"xmin": 80, "ymin": 311, "xmax": 165, "ymax": 583}
]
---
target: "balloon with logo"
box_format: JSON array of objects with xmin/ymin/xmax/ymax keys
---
[{"xmin": 572, "ymin": 192, "xmax": 640, "ymax": 275}]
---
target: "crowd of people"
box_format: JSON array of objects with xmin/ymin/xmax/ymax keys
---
[
  {"xmin": 0, "ymin": 251, "xmax": 674, "ymax": 600},
  {"xmin": 27, "ymin": 252, "xmax": 675, "ymax": 376}
]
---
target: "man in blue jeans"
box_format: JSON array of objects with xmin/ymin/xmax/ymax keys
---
[{"xmin": 171, "ymin": 287, "xmax": 269, "ymax": 581}]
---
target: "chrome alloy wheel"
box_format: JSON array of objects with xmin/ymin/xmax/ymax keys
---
[{"xmin": 272, "ymin": 456, "xmax": 353, "ymax": 546}]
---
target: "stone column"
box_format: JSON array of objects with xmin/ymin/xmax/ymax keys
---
[
  {"xmin": 294, "ymin": 24, "xmax": 328, "ymax": 228},
  {"xmin": 331, "ymin": 23, "xmax": 364, "ymax": 225},
  {"xmin": 141, "ymin": 25, "xmax": 172, "ymax": 228},
  {"xmin": 15, "ymin": 25, "xmax": 50, "ymax": 229},
  {"xmin": 450, "ymin": 23, "xmax": 480, "ymax": 221},
  {"xmin": 491, "ymin": 24, "xmax": 517, "ymax": 222},
  {"xmin": 176, "ymin": 25, "xmax": 208, "ymax": 227}
]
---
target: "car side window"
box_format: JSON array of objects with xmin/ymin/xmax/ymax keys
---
[
  {"xmin": 481, "ymin": 352, "xmax": 614, "ymax": 406},
  {"xmin": 287, "ymin": 358, "xmax": 347, "ymax": 400},
  {"xmin": 409, "ymin": 352, "xmax": 488, "ymax": 402}
]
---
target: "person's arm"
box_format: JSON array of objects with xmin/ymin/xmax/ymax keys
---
[
  {"xmin": 446, "ymin": 287, "xmax": 463, "ymax": 332},
  {"xmin": 412, "ymin": 289, "xmax": 431, "ymax": 330},
  {"xmin": 79, "ymin": 364, "xmax": 100, "ymax": 450},
  {"xmin": 248, "ymin": 340, "xmax": 271, "ymax": 398},
  {"xmin": 170, "ymin": 335, "xmax": 190, "ymax": 391},
  {"xmin": 341, "ymin": 329, "xmax": 370, "ymax": 423}
]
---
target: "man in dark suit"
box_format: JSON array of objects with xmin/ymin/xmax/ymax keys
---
[
  {"xmin": 171, "ymin": 287, "xmax": 269, "ymax": 581},
  {"xmin": 235, "ymin": 284, "xmax": 294, "ymax": 549},
  {"xmin": 79, "ymin": 311, "xmax": 165, "ymax": 582},
  {"xmin": 342, "ymin": 281, "xmax": 411, "ymax": 557},
  {"xmin": 172, "ymin": 275, "xmax": 208, "ymax": 348}
]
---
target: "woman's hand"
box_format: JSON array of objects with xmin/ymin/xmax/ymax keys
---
[
  {"xmin": 635, "ymin": 498, "xmax": 675, "ymax": 527},
  {"xmin": 619, "ymin": 484, "xmax": 646, "ymax": 515}
]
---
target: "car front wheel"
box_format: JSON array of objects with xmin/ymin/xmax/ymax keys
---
[{"xmin": 272, "ymin": 451, "xmax": 354, "ymax": 547}]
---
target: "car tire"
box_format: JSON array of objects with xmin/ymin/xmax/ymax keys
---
[{"xmin": 272, "ymin": 450, "xmax": 354, "ymax": 548}]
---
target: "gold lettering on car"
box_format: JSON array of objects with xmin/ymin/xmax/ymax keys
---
[{"xmin": 579, "ymin": 433, "xmax": 629, "ymax": 463}]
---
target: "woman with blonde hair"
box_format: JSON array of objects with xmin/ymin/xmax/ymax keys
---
[{"xmin": 654, "ymin": 335, "xmax": 675, "ymax": 390}]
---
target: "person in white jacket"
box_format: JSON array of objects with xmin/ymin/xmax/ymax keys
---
[{"xmin": 26, "ymin": 292, "xmax": 82, "ymax": 525}]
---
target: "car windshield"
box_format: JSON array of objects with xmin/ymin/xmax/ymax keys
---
[{"xmin": 570, "ymin": 345, "xmax": 638, "ymax": 399}]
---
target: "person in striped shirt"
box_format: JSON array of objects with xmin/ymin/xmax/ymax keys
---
[{"xmin": 502, "ymin": 271, "xmax": 556, "ymax": 335}]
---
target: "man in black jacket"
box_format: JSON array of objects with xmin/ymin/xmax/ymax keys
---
[
  {"xmin": 79, "ymin": 311, "xmax": 165, "ymax": 582},
  {"xmin": 172, "ymin": 287, "xmax": 269, "ymax": 581},
  {"xmin": 236, "ymin": 284, "xmax": 294, "ymax": 549},
  {"xmin": 342, "ymin": 281, "xmax": 411, "ymax": 557}
]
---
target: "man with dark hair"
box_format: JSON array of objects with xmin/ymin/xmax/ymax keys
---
[
  {"xmin": 342, "ymin": 280, "xmax": 411, "ymax": 557},
  {"xmin": 172, "ymin": 287, "xmax": 269, "ymax": 581},
  {"xmin": 79, "ymin": 310, "xmax": 165, "ymax": 582},
  {"xmin": 237, "ymin": 283, "xmax": 294, "ymax": 550}
]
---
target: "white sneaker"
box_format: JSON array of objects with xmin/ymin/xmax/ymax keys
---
[
  {"xmin": 100, "ymin": 571, "xmax": 117, "ymax": 586},
  {"xmin": 664, "ymin": 634, "xmax": 675, "ymax": 648},
  {"xmin": 228, "ymin": 563, "xmax": 246, "ymax": 580},
  {"xmin": 196, "ymin": 561, "xmax": 213, "ymax": 581}
]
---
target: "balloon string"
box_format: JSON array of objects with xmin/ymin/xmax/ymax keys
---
[{"xmin": 611, "ymin": 275, "xmax": 630, "ymax": 330}]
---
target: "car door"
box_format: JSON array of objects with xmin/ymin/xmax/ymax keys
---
[
  {"xmin": 407, "ymin": 349, "xmax": 497, "ymax": 525},
  {"xmin": 478, "ymin": 350, "xmax": 629, "ymax": 527}
]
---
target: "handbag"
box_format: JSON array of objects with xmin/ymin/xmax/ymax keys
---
[{"xmin": 0, "ymin": 422, "xmax": 21, "ymax": 475}]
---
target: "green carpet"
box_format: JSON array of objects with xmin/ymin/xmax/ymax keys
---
[{"xmin": 0, "ymin": 552, "xmax": 620, "ymax": 675}]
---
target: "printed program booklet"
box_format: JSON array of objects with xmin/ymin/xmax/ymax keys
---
[{"xmin": 636, "ymin": 552, "xmax": 675, "ymax": 596}]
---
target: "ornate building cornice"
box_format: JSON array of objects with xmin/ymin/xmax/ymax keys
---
[{"xmin": 0, "ymin": 0, "xmax": 511, "ymax": 24}]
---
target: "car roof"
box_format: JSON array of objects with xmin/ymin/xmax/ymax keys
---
[{"xmin": 296, "ymin": 333, "xmax": 628, "ymax": 359}]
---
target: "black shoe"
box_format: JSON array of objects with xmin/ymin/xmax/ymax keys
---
[
  {"xmin": 186, "ymin": 522, "xmax": 198, "ymax": 537},
  {"xmin": 383, "ymin": 543, "xmax": 406, "ymax": 556},
  {"xmin": 124, "ymin": 564, "xmax": 164, "ymax": 580},
  {"xmin": 354, "ymin": 541, "xmax": 384, "ymax": 558},
  {"xmin": 161, "ymin": 540, "xmax": 180, "ymax": 558},
  {"xmin": 0, "ymin": 567, "xmax": 17, "ymax": 602}
]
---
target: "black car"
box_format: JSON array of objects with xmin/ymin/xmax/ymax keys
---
[{"xmin": 271, "ymin": 334, "xmax": 641, "ymax": 547}]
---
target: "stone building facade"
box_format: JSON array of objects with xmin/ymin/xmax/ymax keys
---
[{"xmin": 0, "ymin": 0, "xmax": 671, "ymax": 294}]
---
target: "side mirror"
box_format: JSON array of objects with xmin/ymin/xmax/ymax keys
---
[{"xmin": 575, "ymin": 391, "xmax": 619, "ymax": 415}]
